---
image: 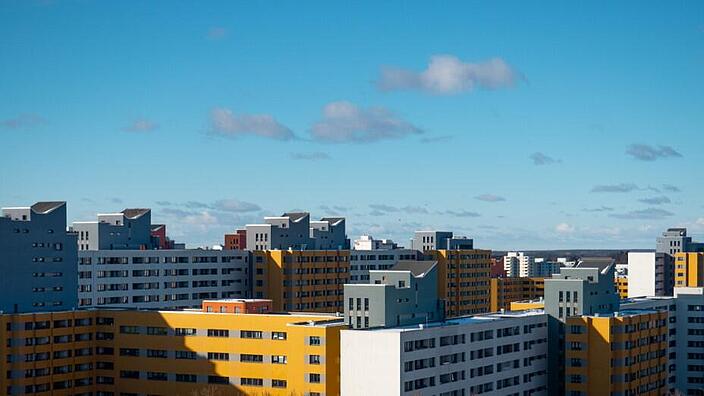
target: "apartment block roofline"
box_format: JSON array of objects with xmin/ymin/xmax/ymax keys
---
[{"xmin": 389, "ymin": 260, "xmax": 438, "ymax": 277}]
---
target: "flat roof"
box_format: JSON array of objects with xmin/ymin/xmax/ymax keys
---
[{"xmin": 357, "ymin": 310, "xmax": 545, "ymax": 333}]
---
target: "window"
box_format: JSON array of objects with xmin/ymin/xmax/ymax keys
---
[
  {"xmin": 272, "ymin": 355, "xmax": 287, "ymax": 364},
  {"xmin": 240, "ymin": 378, "xmax": 263, "ymax": 387},
  {"xmin": 309, "ymin": 355, "xmax": 321, "ymax": 364},
  {"xmin": 120, "ymin": 326, "xmax": 139, "ymax": 334},
  {"xmin": 240, "ymin": 330, "xmax": 262, "ymax": 339},
  {"xmin": 207, "ymin": 329, "xmax": 229, "ymax": 337},
  {"xmin": 175, "ymin": 351, "xmax": 197, "ymax": 360},
  {"xmin": 272, "ymin": 379, "xmax": 287, "ymax": 388},
  {"xmin": 239, "ymin": 354, "xmax": 262, "ymax": 363},
  {"xmin": 309, "ymin": 373, "xmax": 321, "ymax": 383},
  {"xmin": 147, "ymin": 349, "xmax": 167, "ymax": 359},
  {"xmin": 120, "ymin": 370, "xmax": 140, "ymax": 379},
  {"xmin": 147, "ymin": 372, "xmax": 168, "ymax": 381},
  {"xmin": 208, "ymin": 376, "xmax": 229, "ymax": 384},
  {"xmin": 208, "ymin": 352, "xmax": 230, "ymax": 361},
  {"xmin": 272, "ymin": 331, "xmax": 287, "ymax": 340},
  {"xmin": 309, "ymin": 336, "xmax": 321, "ymax": 345},
  {"xmin": 175, "ymin": 328, "xmax": 196, "ymax": 336},
  {"xmin": 147, "ymin": 327, "xmax": 167, "ymax": 336},
  {"xmin": 176, "ymin": 374, "xmax": 197, "ymax": 383}
]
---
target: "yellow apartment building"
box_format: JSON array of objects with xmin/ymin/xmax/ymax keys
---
[
  {"xmin": 615, "ymin": 275, "xmax": 629, "ymax": 299},
  {"xmin": 489, "ymin": 277, "xmax": 545, "ymax": 312},
  {"xmin": 565, "ymin": 310, "xmax": 668, "ymax": 396},
  {"xmin": 0, "ymin": 309, "xmax": 345, "ymax": 396},
  {"xmin": 429, "ymin": 249, "xmax": 491, "ymax": 317},
  {"xmin": 252, "ymin": 250, "xmax": 350, "ymax": 313},
  {"xmin": 674, "ymin": 252, "xmax": 704, "ymax": 287}
]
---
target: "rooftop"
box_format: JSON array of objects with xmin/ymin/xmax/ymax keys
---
[
  {"xmin": 390, "ymin": 260, "xmax": 437, "ymax": 277},
  {"xmin": 30, "ymin": 201, "xmax": 65, "ymax": 214},
  {"xmin": 122, "ymin": 208, "xmax": 150, "ymax": 219},
  {"xmin": 359, "ymin": 309, "xmax": 545, "ymax": 333}
]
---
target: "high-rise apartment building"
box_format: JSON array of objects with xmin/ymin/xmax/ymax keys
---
[
  {"xmin": 564, "ymin": 310, "xmax": 669, "ymax": 396},
  {"xmin": 349, "ymin": 248, "xmax": 419, "ymax": 283},
  {"xmin": 429, "ymin": 249, "xmax": 491, "ymax": 317},
  {"xmin": 656, "ymin": 228, "xmax": 704, "ymax": 255},
  {"xmin": 489, "ymin": 277, "xmax": 544, "ymax": 312},
  {"xmin": 504, "ymin": 252, "xmax": 560, "ymax": 278},
  {"xmin": 344, "ymin": 261, "xmax": 444, "ymax": 329},
  {"xmin": 353, "ymin": 234, "xmax": 398, "ymax": 250},
  {"xmin": 252, "ymin": 250, "xmax": 349, "ymax": 312},
  {"xmin": 410, "ymin": 231, "xmax": 473, "ymax": 252},
  {"xmin": 246, "ymin": 212, "xmax": 349, "ymax": 251},
  {"xmin": 72, "ymin": 209, "xmax": 177, "ymax": 251},
  {"xmin": 0, "ymin": 202, "xmax": 77, "ymax": 313},
  {"xmin": 544, "ymin": 258, "xmax": 620, "ymax": 395},
  {"xmin": 627, "ymin": 252, "xmax": 671, "ymax": 297},
  {"xmin": 223, "ymin": 229, "xmax": 247, "ymax": 250},
  {"xmin": 77, "ymin": 249, "xmax": 251, "ymax": 309},
  {"xmin": 0, "ymin": 308, "xmax": 345, "ymax": 396},
  {"xmin": 341, "ymin": 310, "xmax": 549, "ymax": 396},
  {"xmin": 674, "ymin": 252, "xmax": 704, "ymax": 287}
]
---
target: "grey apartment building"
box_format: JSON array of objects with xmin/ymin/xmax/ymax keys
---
[
  {"xmin": 246, "ymin": 212, "xmax": 349, "ymax": 251},
  {"xmin": 71, "ymin": 208, "xmax": 161, "ymax": 251},
  {"xmin": 543, "ymin": 257, "xmax": 620, "ymax": 395},
  {"xmin": 77, "ymin": 249, "xmax": 250, "ymax": 309},
  {"xmin": 0, "ymin": 202, "xmax": 78, "ymax": 313},
  {"xmin": 344, "ymin": 260, "xmax": 444, "ymax": 329},
  {"xmin": 410, "ymin": 231, "xmax": 473, "ymax": 253}
]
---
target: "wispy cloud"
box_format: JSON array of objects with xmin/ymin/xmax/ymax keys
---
[
  {"xmin": 444, "ymin": 210, "xmax": 481, "ymax": 218},
  {"xmin": 110, "ymin": 197, "xmax": 123, "ymax": 204},
  {"xmin": 310, "ymin": 101, "xmax": 421, "ymax": 143},
  {"xmin": 369, "ymin": 204, "xmax": 399, "ymax": 213},
  {"xmin": 638, "ymin": 196, "xmax": 671, "ymax": 205},
  {"xmin": 377, "ymin": 55, "xmax": 519, "ymax": 94},
  {"xmin": 591, "ymin": 183, "xmax": 639, "ymax": 193},
  {"xmin": 626, "ymin": 144, "xmax": 682, "ymax": 161},
  {"xmin": 124, "ymin": 118, "xmax": 158, "ymax": 132},
  {"xmin": 213, "ymin": 199, "xmax": 261, "ymax": 213},
  {"xmin": 420, "ymin": 135, "xmax": 453, "ymax": 143},
  {"xmin": 401, "ymin": 206, "xmax": 428, "ymax": 214},
  {"xmin": 210, "ymin": 107, "xmax": 294, "ymax": 141},
  {"xmin": 583, "ymin": 206, "xmax": 614, "ymax": 212},
  {"xmin": 529, "ymin": 152, "xmax": 561, "ymax": 166},
  {"xmin": 1, "ymin": 113, "xmax": 45, "ymax": 129},
  {"xmin": 207, "ymin": 27, "xmax": 228, "ymax": 40},
  {"xmin": 290, "ymin": 152, "xmax": 330, "ymax": 161},
  {"xmin": 661, "ymin": 184, "xmax": 681, "ymax": 193},
  {"xmin": 609, "ymin": 208, "xmax": 674, "ymax": 220},
  {"xmin": 155, "ymin": 201, "xmax": 172, "ymax": 206},
  {"xmin": 475, "ymin": 193, "xmax": 506, "ymax": 202}
]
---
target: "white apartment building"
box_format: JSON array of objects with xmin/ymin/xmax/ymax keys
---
[
  {"xmin": 349, "ymin": 249, "xmax": 419, "ymax": 283},
  {"xmin": 341, "ymin": 310, "xmax": 548, "ymax": 396},
  {"xmin": 627, "ymin": 252, "xmax": 667, "ymax": 297},
  {"xmin": 504, "ymin": 253, "xmax": 560, "ymax": 278},
  {"xmin": 77, "ymin": 249, "xmax": 250, "ymax": 309},
  {"xmin": 353, "ymin": 235, "xmax": 398, "ymax": 250}
]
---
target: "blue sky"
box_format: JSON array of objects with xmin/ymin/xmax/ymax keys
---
[{"xmin": 1, "ymin": 1, "xmax": 703, "ymax": 249}]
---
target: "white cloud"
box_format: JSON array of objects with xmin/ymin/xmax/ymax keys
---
[
  {"xmin": 626, "ymin": 144, "xmax": 682, "ymax": 161},
  {"xmin": 210, "ymin": 108, "xmax": 294, "ymax": 140},
  {"xmin": 475, "ymin": 194, "xmax": 506, "ymax": 202},
  {"xmin": 555, "ymin": 223, "xmax": 575, "ymax": 234},
  {"xmin": 124, "ymin": 118, "xmax": 158, "ymax": 132},
  {"xmin": 310, "ymin": 101, "xmax": 421, "ymax": 143},
  {"xmin": 207, "ymin": 27, "xmax": 228, "ymax": 40},
  {"xmin": 212, "ymin": 199, "xmax": 261, "ymax": 213},
  {"xmin": 377, "ymin": 55, "xmax": 518, "ymax": 94},
  {"xmin": 696, "ymin": 218, "xmax": 704, "ymax": 226},
  {"xmin": 1, "ymin": 113, "xmax": 46, "ymax": 129}
]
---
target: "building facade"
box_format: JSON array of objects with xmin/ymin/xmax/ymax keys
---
[
  {"xmin": 430, "ymin": 249, "xmax": 491, "ymax": 317},
  {"xmin": 0, "ymin": 309, "xmax": 345, "ymax": 396},
  {"xmin": 246, "ymin": 212, "xmax": 348, "ymax": 251},
  {"xmin": 490, "ymin": 277, "xmax": 545, "ymax": 312},
  {"xmin": 252, "ymin": 250, "xmax": 349, "ymax": 312},
  {"xmin": 340, "ymin": 310, "xmax": 548, "ymax": 396},
  {"xmin": 674, "ymin": 252, "xmax": 704, "ymax": 288},
  {"xmin": 627, "ymin": 252, "xmax": 671, "ymax": 297},
  {"xmin": 353, "ymin": 235, "xmax": 398, "ymax": 250},
  {"xmin": 71, "ymin": 209, "xmax": 163, "ymax": 251},
  {"xmin": 564, "ymin": 310, "xmax": 668, "ymax": 396},
  {"xmin": 223, "ymin": 229, "xmax": 247, "ymax": 250},
  {"xmin": 344, "ymin": 261, "xmax": 444, "ymax": 329},
  {"xmin": 349, "ymin": 248, "xmax": 419, "ymax": 283},
  {"xmin": 77, "ymin": 249, "xmax": 250, "ymax": 309},
  {"xmin": 0, "ymin": 202, "xmax": 77, "ymax": 313}
]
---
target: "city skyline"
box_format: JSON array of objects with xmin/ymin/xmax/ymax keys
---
[{"xmin": 2, "ymin": 1, "xmax": 703, "ymax": 249}]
